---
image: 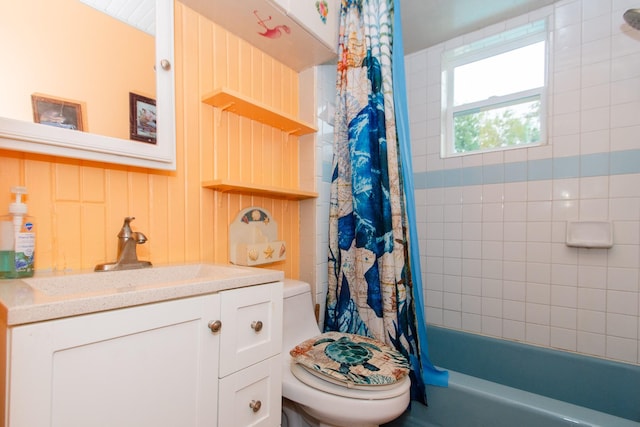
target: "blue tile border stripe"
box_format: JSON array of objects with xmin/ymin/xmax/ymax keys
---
[
  {"xmin": 411, "ymin": 150, "xmax": 640, "ymax": 189},
  {"xmin": 321, "ymin": 150, "xmax": 640, "ymax": 186}
]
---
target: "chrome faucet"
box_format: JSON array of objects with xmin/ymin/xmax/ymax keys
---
[{"xmin": 95, "ymin": 217, "xmax": 152, "ymax": 271}]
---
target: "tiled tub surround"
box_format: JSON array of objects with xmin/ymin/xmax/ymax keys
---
[
  {"xmin": 0, "ymin": 263, "xmax": 284, "ymax": 325},
  {"xmin": 406, "ymin": 0, "xmax": 640, "ymax": 365}
]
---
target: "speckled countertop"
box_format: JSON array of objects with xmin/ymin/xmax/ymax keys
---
[{"xmin": 0, "ymin": 263, "xmax": 284, "ymax": 326}]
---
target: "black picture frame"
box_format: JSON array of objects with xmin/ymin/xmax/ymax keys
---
[{"xmin": 129, "ymin": 92, "xmax": 157, "ymax": 144}]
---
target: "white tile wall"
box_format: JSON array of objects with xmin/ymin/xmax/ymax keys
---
[{"xmin": 406, "ymin": 0, "xmax": 640, "ymax": 365}]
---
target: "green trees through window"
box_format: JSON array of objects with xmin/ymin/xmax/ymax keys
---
[{"xmin": 453, "ymin": 99, "xmax": 541, "ymax": 153}]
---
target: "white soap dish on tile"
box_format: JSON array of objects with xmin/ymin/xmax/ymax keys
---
[{"xmin": 566, "ymin": 220, "xmax": 613, "ymax": 248}]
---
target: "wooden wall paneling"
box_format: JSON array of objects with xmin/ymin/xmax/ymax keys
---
[
  {"xmin": 213, "ymin": 25, "xmax": 229, "ymax": 89},
  {"xmin": 182, "ymin": 15, "xmax": 205, "ymax": 264},
  {"xmin": 226, "ymin": 34, "xmax": 240, "ymax": 92},
  {"xmin": 271, "ymin": 61, "xmax": 283, "ymax": 113},
  {"xmin": 184, "ymin": 128, "xmax": 202, "ymax": 263},
  {"xmin": 262, "ymin": 125, "xmax": 274, "ymax": 187},
  {"xmin": 287, "ymin": 200, "xmax": 298, "ymax": 278},
  {"xmin": 0, "ymin": 153, "xmax": 22, "ymax": 209},
  {"xmin": 280, "ymin": 131, "xmax": 290, "ymax": 188},
  {"xmin": 24, "ymin": 158, "xmax": 53, "ymax": 270},
  {"xmin": 200, "ymin": 105, "xmax": 215, "ymax": 183},
  {"xmin": 196, "ymin": 7, "xmax": 216, "ymax": 263},
  {"xmin": 199, "ymin": 6, "xmax": 215, "ymax": 183},
  {"xmin": 128, "ymin": 172, "xmax": 150, "ymax": 228},
  {"xmin": 149, "ymin": 174, "xmax": 170, "ymax": 265},
  {"xmin": 209, "ymin": 14, "xmax": 228, "ymax": 186},
  {"xmin": 239, "ymin": 117, "xmax": 253, "ymax": 183},
  {"xmin": 104, "ymin": 169, "xmax": 128, "ymax": 263},
  {"xmin": 0, "ymin": 2, "xmax": 307, "ymax": 277},
  {"xmin": 224, "ymin": 31, "xmax": 244, "ymax": 184},
  {"xmin": 215, "ymin": 113, "xmax": 230, "ymax": 181},
  {"xmin": 81, "ymin": 204, "xmax": 106, "ymax": 269},
  {"xmin": 239, "ymin": 40, "xmax": 253, "ymax": 96},
  {"xmin": 128, "ymin": 172, "xmax": 151, "ymax": 262},
  {"xmin": 79, "ymin": 165, "xmax": 106, "ymax": 269},
  {"xmin": 209, "ymin": 192, "xmax": 221, "ymax": 263},
  {"xmin": 54, "ymin": 163, "xmax": 80, "ymax": 201},
  {"xmin": 167, "ymin": 172, "xmax": 186, "ymax": 265},
  {"xmin": 282, "ymin": 136, "xmax": 296, "ymax": 189},
  {"xmin": 251, "ymin": 50, "xmax": 265, "ymax": 104},
  {"xmin": 80, "ymin": 166, "xmax": 105, "ymax": 203},
  {"xmin": 217, "ymin": 193, "xmax": 239, "ymax": 263},
  {"xmin": 227, "ymin": 114, "xmax": 240, "ymax": 181},
  {"xmin": 261, "ymin": 56, "xmax": 274, "ymax": 107},
  {"xmin": 282, "ymin": 67, "xmax": 296, "ymax": 116},
  {"xmin": 200, "ymin": 182, "xmax": 215, "ymax": 262},
  {"xmin": 53, "ymin": 163, "xmax": 83, "ymax": 269},
  {"xmin": 54, "ymin": 202, "xmax": 82, "ymax": 270},
  {"xmin": 167, "ymin": 4, "xmax": 192, "ymax": 265},
  {"xmin": 276, "ymin": 129, "xmax": 287, "ymax": 188},
  {"xmin": 268, "ymin": 128, "xmax": 278, "ymax": 188},
  {"xmin": 251, "ymin": 122, "xmax": 264, "ymax": 184},
  {"xmin": 286, "ymin": 201, "xmax": 299, "ymax": 279}
]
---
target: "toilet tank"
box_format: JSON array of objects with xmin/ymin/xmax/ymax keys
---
[{"xmin": 282, "ymin": 279, "xmax": 322, "ymax": 351}]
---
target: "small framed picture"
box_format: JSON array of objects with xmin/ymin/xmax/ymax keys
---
[
  {"xmin": 31, "ymin": 94, "xmax": 85, "ymax": 131},
  {"xmin": 129, "ymin": 92, "xmax": 157, "ymax": 144}
]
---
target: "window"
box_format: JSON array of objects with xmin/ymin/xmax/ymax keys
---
[{"xmin": 441, "ymin": 19, "xmax": 548, "ymax": 157}]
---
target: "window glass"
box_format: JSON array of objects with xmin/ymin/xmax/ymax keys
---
[
  {"xmin": 453, "ymin": 42, "xmax": 545, "ymax": 106},
  {"xmin": 442, "ymin": 19, "xmax": 548, "ymax": 157}
]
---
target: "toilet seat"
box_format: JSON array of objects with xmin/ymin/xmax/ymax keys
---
[
  {"xmin": 290, "ymin": 362, "xmax": 410, "ymax": 399},
  {"xmin": 289, "ymin": 332, "xmax": 410, "ymax": 389}
]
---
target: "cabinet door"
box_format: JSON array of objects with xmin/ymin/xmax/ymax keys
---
[
  {"xmin": 8, "ymin": 294, "xmax": 220, "ymax": 427},
  {"xmin": 287, "ymin": 0, "xmax": 339, "ymax": 51},
  {"xmin": 218, "ymin": 355, "xmax": 282, "ymax": 427},
  {"xmin": 219, "ymin": 282, "xmax": 283, "ymax": 377}
]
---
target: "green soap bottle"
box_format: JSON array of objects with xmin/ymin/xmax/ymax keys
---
[{"xmin": 0, "ymin": 187, "xmax": 35, "ymax": 279}]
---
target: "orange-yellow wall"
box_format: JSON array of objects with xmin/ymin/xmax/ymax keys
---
[
  {"xmin": 0, "ymin": 0, "xmax": 155, "ymax": 139},
  {"xmin": 0, "ymin": 2, "xmax": 303, "ymax": 279}
]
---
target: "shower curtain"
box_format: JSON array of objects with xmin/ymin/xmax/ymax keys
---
[{"xmin": 324, "ymin": 0, "xmax": 448, "ymax": 403}]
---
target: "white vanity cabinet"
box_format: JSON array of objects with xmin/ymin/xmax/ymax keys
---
[
  {"xmin": 217, "ymin": 283, "xmax": 283, "ymax": 427},
  {"xmin": 3, "ymin": 281, "xmax": 283, "ymax": 427},
  {"xmin": 6, "ymin": 294, "xmax": 220, "ymax": 427},
  {"xmin": 273, "ymin": 0, "xmax": 339, "ymax": 53}
]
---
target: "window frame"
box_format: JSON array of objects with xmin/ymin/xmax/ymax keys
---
[{"xmin": 441, "ymin": 19, "xmax": 550, "ymax": 158}]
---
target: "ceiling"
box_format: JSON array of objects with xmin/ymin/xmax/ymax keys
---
[
  {"xmin": 82, "ymin": 0, "xmax": 562, "ymax": 58},
  {"xmin": 400, "ymin": 0, "xmax": 558, "ymax": 54},
  {"xmin": 79, "ymin": 0, "xmax": 156, "ymax": 35}
]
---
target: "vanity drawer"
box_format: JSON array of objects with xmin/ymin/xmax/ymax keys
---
[
  {"xmin": 218, "ymin": 355, "xmax": 282, "ymax": 427},
  {"xmin": 219, "ymin": 281, "xmax": 283, "ymax": 376}
]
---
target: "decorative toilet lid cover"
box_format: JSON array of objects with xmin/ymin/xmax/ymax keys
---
[{"xmin": 289, "ymin": 331, "xmax": 410, "ymax": 387}]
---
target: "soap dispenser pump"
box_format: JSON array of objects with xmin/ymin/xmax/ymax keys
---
[{"xmin": 0, "ymin": 186, "xmax": 36, "ymax": 279}]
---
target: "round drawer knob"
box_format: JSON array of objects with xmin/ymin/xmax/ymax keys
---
[
  {"xmin": 160, "ymin": 59, "xmax": 171, "ymax": 70},
  {"xmin": 208, "ymin": 320, "xmax": 222, "ymax": 333},
  {"xmin": 249, "ymin": 400, "xmax": 262, "ymax": 413},
  {"xmin": 251, "ymin": 320, "xmax": 263, "ymax": 332}
]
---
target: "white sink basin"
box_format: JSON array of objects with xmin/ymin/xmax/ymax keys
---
[{"xmin": 23, "ymin": 264, "xmax": 255, "ymax": 297}]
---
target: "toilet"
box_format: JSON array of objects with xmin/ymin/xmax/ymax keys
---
[{"xmin": 281, "ymin": 279, "xmax": 411, "ymax": 427}]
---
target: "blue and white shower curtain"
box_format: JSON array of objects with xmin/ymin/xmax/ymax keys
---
[{"xmin": 324, "ymin": 0, "xmax": 447, "ymax": 403}]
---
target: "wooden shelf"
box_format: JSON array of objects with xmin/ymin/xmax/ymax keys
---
[
  {"xmin": 203, "ymin": 179, "xmax": 317, "ymax": 201},
  {"xmin": 202, "ymin": 87, "xmax": 317, "ymax": 136}
]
